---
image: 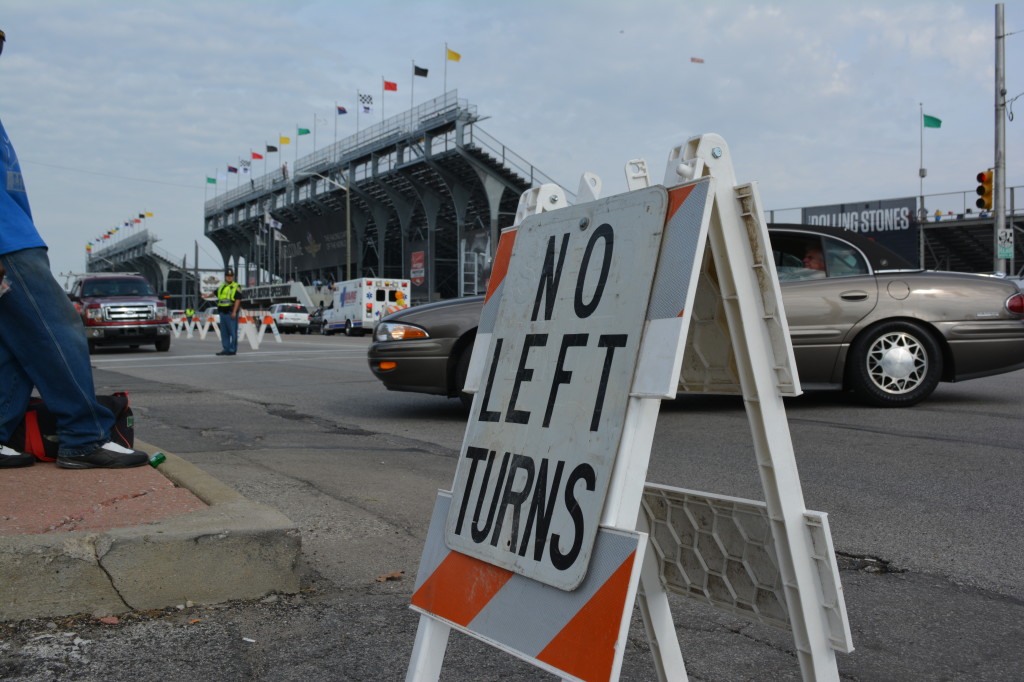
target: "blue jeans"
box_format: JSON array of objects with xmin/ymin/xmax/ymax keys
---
[
  {"xmin": 0, "ymin": 248, "xmax": 113, "ymax": 456},
  {"xmin": 219, "ymin": 310, "xmax": 238, "ymax": 353}
]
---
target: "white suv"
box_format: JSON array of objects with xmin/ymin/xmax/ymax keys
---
[{"xmin": 267, "ymin": 303, "xmax": 310, "ymax": 333}]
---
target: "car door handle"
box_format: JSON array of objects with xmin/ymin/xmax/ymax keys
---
[{"xmin": 840, "ymin": 290, "xmax": 869, "ymax": 301}]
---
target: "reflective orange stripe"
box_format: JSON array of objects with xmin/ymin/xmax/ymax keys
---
[
  {"xmin": 485, "ymin": 229, "xmax": 517, "ymax": 303},
  {"xmin": 536, "ymin": 550, "xmax": 637, "ymax": 680},
  {"xmin": 410, "ymin": 550, "xmax": 513, "ymax": 627}
]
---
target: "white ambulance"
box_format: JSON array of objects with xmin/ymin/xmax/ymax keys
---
[{"xmin": 321, "ymin": 278, "xmax": 411, "ymax": 336}]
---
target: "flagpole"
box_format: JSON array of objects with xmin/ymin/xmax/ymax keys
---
[
  {"xmin": 411, "ymin": 59, "xmax": 415, "ymax": 110},
  {"xmin": 381, "ymin": 77, "xmax": 385, "ymax": 124},
  {"xmin": 919, "ymin": 102, "xmax": 925, "ymax": 219},
  {"xmin": 334, "ymin": 102, "xmax": 338, "ymax": 152},
  {"xmin": 356, "ymin": 91, "xmax": 361, "ymax": 132},
  {"xmin": 444, "ymin": 42, "xmax": 448, "ymax": 93}
]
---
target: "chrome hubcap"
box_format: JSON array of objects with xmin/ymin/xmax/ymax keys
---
[{"xmin": 866, "ymin": 331, "xmax": 927, "ymax": 394}]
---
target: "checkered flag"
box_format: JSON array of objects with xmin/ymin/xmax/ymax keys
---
[{"xmin": 359, "ymin": 92, "xmax": 373, "ymax": 114}]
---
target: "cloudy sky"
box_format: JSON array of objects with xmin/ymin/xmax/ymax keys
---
[{"xmin": 2, "ymin": 0, "xmax": 1020, "ymax": 278}]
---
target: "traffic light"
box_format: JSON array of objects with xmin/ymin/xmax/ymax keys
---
[{"xmin": 976, "ymin": 169, "xmax": 994, "ymax": 210}]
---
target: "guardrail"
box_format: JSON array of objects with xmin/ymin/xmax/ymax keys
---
[{"xmin": 768, "ymin": 186, "xmax": 1022, "ymax": 224}]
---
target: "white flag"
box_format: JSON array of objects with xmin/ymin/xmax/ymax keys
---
[{"xmin": 264, "ymin": 211, "xmax": 282, "ymax": 229}]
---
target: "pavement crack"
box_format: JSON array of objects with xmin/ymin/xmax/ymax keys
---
[
  {"xmin": 49, "ymin": 492, "xmax": 152, "ymax": 533},
  {"xmin": 259, "ymin": 403, "xmax": 374, "ymax": 436},
  {"xmin": 93, "ymin": 540, "xmax": 132, "ymax": 612},
  {"xmin": 787, "ymin": 415, "xmax": 1017, "ymax": 452},
  {"xmin": 836, "ymin": 551, "xmax": 907, "ymax": 574}
]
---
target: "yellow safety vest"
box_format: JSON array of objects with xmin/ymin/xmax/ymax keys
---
[{"xmin": 216, "ymin": 282, "xmax": 241, "ymax": 308}]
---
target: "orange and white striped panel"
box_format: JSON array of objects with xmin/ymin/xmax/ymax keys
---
[
  {"xmin": 631, "ymin": 176, "xmax": 715, "ymax": 399},
  {"xmin": 411, "ymin": 492, "xmax": 645, "ymax": 682},
  {"xmin": 462, "ymin": 228, "xmax": 517, "ymax": 396}
]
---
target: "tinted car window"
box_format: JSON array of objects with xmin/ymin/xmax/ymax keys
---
[
  {"xmin": 822, "ymin": 237, "xmax": 869, "ymax": 277},
  {"xmin": 773, "ymin": 234, "xmax": 827, "ymax": 281},
  {"xmin": 771, "ymin": 233, "xmax": 868, "ymax": 281}
]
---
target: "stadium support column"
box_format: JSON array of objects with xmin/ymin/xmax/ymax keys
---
[
  {"xmin": 372, "ymin": 177, "xmax": 415, "ymax": 280},
  {"xmin": 405, "ymin": 175, "xmax": 443, "ymax": 303},
  {"xmin": 480, "ymin": 173, "xmax": 506, "ymax": 267}
]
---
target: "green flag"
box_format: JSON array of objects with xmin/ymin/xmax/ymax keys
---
[
  {"xmin": 297, "ymin": 128, "xmax": 311, "ymax": 135},
  {"xmin": 206, "ymin": 177, "xmax": 217, "ymax": 184},
  {"xmin": 923, "ymin": 114, "xmax": 941, "ymax": 128}
]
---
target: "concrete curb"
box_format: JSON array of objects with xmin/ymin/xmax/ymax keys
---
[{"xmin": 0, "ymin": 441, "xmax": 301, "ymax": 621}]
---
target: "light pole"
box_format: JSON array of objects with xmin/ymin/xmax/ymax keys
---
[{"xmin": 298, "ymin": 170, "xmax": 353, "ymax": 281}]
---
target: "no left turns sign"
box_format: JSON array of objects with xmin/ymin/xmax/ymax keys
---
[{"xmin": 444, "ymin": 187, "xmax": 669, "ymax": 591}]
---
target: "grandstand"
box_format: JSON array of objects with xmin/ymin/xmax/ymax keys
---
[{"xmin": 203, "ymin": 90, "xmax": 568, "ymax": 303}]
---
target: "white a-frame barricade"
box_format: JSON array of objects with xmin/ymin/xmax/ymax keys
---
[
  {"xmin": 406, "ymin": 134, "xmax": 852, "ymax": 682},
  {"xmin": 171, "ymin": 312, "xmax": 283, "ymax": 350}
]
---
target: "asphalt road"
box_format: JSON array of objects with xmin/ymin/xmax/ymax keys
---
[{"xmin": 2, "ymin": 331, "xmax": 1022, "ymax": 681}]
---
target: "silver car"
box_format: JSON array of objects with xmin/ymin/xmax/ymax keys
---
[
  {"xmin": 369, "ymin": 225, "xmax": 1024, "ymax": 408},
  {"xmin": 267, "ymin": 303, "xmax": 310, "ymax": 334},
  {"xmin": 770, "ymin": 225, "xmax": 1024, "ymax": 405}
]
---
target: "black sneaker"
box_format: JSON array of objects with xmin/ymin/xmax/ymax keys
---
[
  {"xmin": 0, "ymin": 444, "xmax": 35, "ymax": 468},
  {"xmin": 56, "ymin": 441, "xmax": 149, "ymax": 469}
]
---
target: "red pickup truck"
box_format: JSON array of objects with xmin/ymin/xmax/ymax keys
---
[{"xmin": 68, "ymin": 274, "xmax": 172, "ymax": 352}]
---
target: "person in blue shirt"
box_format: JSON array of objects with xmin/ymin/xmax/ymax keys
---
[{"xmin": 0, "ymin": 28, "xmax": 149, "ymax": 469}]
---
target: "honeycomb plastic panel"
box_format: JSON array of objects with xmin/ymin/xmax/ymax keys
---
[
  {"xmin": 642, "ymin": 483, "xmax": 853, "ymax": 653},
  {"xmin": 677, "ymin": 243, "xmax": 743, "ymax": 395}
]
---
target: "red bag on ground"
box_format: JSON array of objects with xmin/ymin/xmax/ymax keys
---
[{"xmin": 8, "ymin": 392, "xmax": 135, "ymax": 462}]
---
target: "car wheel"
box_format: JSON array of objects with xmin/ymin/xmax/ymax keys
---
[
  {"xmin": 847, "ymin": 321, "xmax": 942, "ymax": 407},
  {"xmin": 320, "ymin": 325, "xmax": 329, "ymax": 336},
  {"xmin": 155, "ymin": 337, "xmax": 171, "ymax": 352},
  {"xmin": 87, "ymin": 340, "xmax": 97, "ymax": 354},
  {"xmin": 344, "ymin": 320, "xmax": 354, "ymax": 337},
  {"xmin": 454, "ymin": 342, "xmax": 474, "ymax": 410}
]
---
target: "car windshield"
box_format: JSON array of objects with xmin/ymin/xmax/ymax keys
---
[{"xmin": 82, "ymin": 279, "xmax": 155, "ymax": 297}]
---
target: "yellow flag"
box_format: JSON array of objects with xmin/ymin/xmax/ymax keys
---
[
  {"xmin": 145, "ymin": 212, "xmax": 154, "ymax": 218},
  {"xmin": 280, "ymin": 136, "xmax": 291, "ymax": 145},
  {"xmin": 446, "ymin": 48, "xmax": 461, "ymax": 62}
]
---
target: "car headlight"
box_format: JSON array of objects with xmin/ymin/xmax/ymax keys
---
[{"xmin": 375, "ymin": 322, "xmax": 429, "ymax": 342}]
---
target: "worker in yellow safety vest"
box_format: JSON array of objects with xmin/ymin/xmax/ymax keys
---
[{"xmin": 215, "ymin": 270, "xmax": 242, "ymax": 356}]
